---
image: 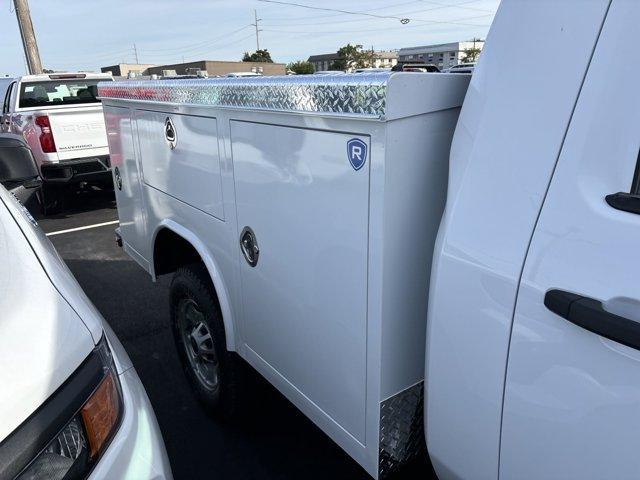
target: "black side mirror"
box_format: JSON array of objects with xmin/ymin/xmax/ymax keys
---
[{"xmin": 0, "ymin": 134, "xmax": 42, "ymax": 204}]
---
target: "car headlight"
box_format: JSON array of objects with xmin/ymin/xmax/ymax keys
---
[{"xmin": 5, "ymin": 336, "xmax": 123, "ymax": 480}]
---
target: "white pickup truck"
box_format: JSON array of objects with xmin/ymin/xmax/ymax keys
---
[
  {"xmin": 100, "ymin": 0, "xmax": 640, "ymax": 478},
  {"xmin": 0, "ymin": 73, "xmax": 113, "ymax": 207}
]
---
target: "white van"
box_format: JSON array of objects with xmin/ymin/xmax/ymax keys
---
[{"xmin": 0, "ymin": 184, "xmax": 172, "ymax": 479}]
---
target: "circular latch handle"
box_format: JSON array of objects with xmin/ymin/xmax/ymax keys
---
[{"xmin": 240, "ymin": 226, "xmax": 259, "ymax": 267}]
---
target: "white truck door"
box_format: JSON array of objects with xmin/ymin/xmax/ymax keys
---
[
  {"xmin": 231, "ymin": 121, "xmax": 369, "ymax": 443},
  {"xmin": 501, "ymin": 2, "xmax": 640, "ymax": 478}
]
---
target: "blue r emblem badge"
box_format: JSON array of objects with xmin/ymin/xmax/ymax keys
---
[{"xmin": 347, "ymin": 138, "xmax": 367, "ymax": 171}]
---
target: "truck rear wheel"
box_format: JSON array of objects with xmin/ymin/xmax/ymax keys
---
[{"xmin": 170, "ymin": 263, "xmax": 241, "ymax": 417}]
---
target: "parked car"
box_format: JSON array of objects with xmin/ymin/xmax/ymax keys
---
[
  {"xmin": 0, "ymin": 73, "xmax": 114, "ymax": 211},
  {"xmin": 313, "ymin": 70, "xmax": 346, "ymax": 75},
  {"xmin": 392, "ymin": 63, "xmax": 441, "ymax": 73},
  {"xmin": 0, "ymin": 180, "xmax": 172, "ymax": 478},
  {"xmin": 353, "ymin": 68, "xmax": 391, "ymax": 73},
  {"xmin": 442, "ymin": 62, "xmax": 476, "ymax": 73},
  {"xmin": 0, "ymin": 134, "xmax": 41, "ymax": 210},
  {"xmin": 224, "ymin": 72, "xmax": 263, "ymax": 78}
]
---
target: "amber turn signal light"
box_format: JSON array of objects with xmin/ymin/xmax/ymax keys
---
[{"xmin": 81, "ymin": 373, "xmax": 120, "ymax": 458}]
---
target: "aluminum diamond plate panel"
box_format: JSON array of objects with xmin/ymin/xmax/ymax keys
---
[
  {"xmin": 98, "ymin": 73, "xmax": 390, "ymax": 118},
  {"xmin": 379, "ymin": 381, "xmax": 426, "ymax": 478}
]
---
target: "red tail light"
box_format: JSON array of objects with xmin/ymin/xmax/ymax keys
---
[{"xmin": 35, "ymin": 115, "xmax": 56, "ymax": 153}]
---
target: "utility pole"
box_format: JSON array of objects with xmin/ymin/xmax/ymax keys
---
[
  {"xmin": 133, "ymin": 43, "xmax": 139, "ymax": 64},
  {"xmin": 13, "ymin": 0, "xmax": 43, "ymax": 74},
  {"xmin": 251, "ymin": 9, "xmax": 261, "ymax": 51}
]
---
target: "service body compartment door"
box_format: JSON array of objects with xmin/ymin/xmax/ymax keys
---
[
  {"xmin": 104, "ymin": 105, "xmax": 147, "ymax": 261},
  {"xmin": 136, "ymin": 111, "xmax": 224, "ymax": 221},
  {"xmin": 232, "ymin": 121, "xmax": 369, "ymax": 442}
]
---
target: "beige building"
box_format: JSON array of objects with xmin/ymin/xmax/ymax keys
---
[
  {"xmin": 146, "ymin": 60, "xmax": 286, "ymax": 77},
  {"xmin": 370, "ymin": 50, "xmax": 398, "ymax": 69},
  {"xmin": 101, "ymin": 63, "xmax": 157, "ymax": 77},
  {"xmin": 101, "ymin": 61, "xmax": 286, "ymax": 78}
]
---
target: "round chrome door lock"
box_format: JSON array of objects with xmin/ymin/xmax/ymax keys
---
[
  {"xmin": 114, "ymin": 166, "xmax": 122, "ymax": 190},
  {"xmin": 240, "ymin": 226, "xmax": 259, "ymax": 267},
  {"xmin": 164, "ymin": 117, "xmax": 177, "ymax": 150}
]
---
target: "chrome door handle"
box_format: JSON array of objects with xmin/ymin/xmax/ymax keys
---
[{"xmin": 240, "ymin": 226, "xmax": 259, "ymax": 267}]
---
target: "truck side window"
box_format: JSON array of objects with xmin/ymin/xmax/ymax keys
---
[
  {"xmin": 630, "ymin": 149, "xmax": 640, "ymax": 195},
  {"xmin": 606, "ymin": 148, "xmax": 640, "ymax": 214},
  {"xmin": 2, "ymin": 82, "xmax": 14, "ymax": 114}
]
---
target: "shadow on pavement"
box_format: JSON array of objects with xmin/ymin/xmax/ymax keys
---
[{"xmin": 32, "ymin": 186, "xmax": 116, "ymax": 225}]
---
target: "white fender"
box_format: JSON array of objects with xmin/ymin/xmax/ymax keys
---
[{"xmin": 150, "ymin": 219, "xmax": 237, "ymax": 351}]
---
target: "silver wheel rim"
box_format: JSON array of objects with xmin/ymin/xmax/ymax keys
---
[{"xmin": 178, "ymin": 298, "xmax": 219, "ymax": 392}]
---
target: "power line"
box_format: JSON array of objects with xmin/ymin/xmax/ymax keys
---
[
  {"xmin": 257, "ymin": 0, "xmax": 411, "ymax": 24},
  {"xmin": 139, "ymin": 25, "xmax": 252, "ymax": 54},
  {"xmin": 259, "ymin": 0, "xmax": 490, "ymax": 23},
  {"xmin": 261, "ymin": 0, "xmax": 424, "ymax": 21},
  {"xmin": 262, "ymin": 5, "xmax": 493, "ymax": 27},
  {"xmin": 263, "ymin": 12, "xmax": 494, "ymax": 33},
  {"xmin": 165, "ymin": 33, "xmax": 256, "ymax": 63},
  {"xmin": 265, "ymin": 0, "xmax": 495, "ymax": 27}
]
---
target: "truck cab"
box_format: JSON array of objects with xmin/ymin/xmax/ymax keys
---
[
  {"xmin": 426, "ymin": 0, "xmax": 640, "ymax": 478},
  {"xmin": 1, "ymin": 73, "xmax": 113, "ymax": 185}
]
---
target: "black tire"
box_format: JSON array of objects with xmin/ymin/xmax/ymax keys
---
[{"xmin": 170, "ymin": 263, "xmax": 242, "ymax": 417}]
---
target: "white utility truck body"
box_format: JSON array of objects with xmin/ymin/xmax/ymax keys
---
[
  {"xmin": 0, "ymin": 73, "xmax": 113, "ymax": 183},
  {"xmin": 99, "ymin": 72, "xmax": 469, "ymax": 478}
]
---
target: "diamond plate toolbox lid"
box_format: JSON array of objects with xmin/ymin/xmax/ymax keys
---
[{"xmin": 98, "ymin": 73, "xmax": 390, "ymax": 118}]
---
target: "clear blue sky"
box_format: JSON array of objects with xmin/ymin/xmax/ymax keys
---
[{"xmin": 0, "ymin": 0, "xmax": 500, "ymax": 75}]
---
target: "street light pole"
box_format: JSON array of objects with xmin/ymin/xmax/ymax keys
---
[
  {"xmin": 13, "ymin": 0, "xmax": 43, "ymax": 74},
  {"xmin": 252, "ymin": 9, "xmax": 261, "ymax": 51}
]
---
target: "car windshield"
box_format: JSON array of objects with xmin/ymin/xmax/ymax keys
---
[{"xmin": 18, "ymin": 79, "xmax": 107, "ymax": 108}]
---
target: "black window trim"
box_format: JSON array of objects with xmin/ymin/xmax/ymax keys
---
[
  {"xmin": 3, "ymin": 81, "xmax": 15, "ymax": 115},
  {"xmin": 606, "ymin": 148, "xmax": 640, "ymax": 215}
]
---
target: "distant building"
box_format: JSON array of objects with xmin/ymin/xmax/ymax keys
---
[
  {"xmin": 371, "ymin": 50, "xmax": 398, "ymax": 69},
  {"xmin": 308, "ymin": 53, "xmax": 340, "ymax": 72},
  {"xmin": 146, "ymin": 60, "xmax": 286, "ymax": 77},
  {"xmin": 101, "ymin": 63, "xmax": 156, "ymax": 77},
  {"xmin": 101, "ymin": 61, "xmax": 286, "ymax": 78},
  {"xmin": 308, "ymin": 50, "xmax": 398, "ymax": 72},
  {"xmin": 398, "ymin": 40, "xmax": 484, "ymax": 69}
]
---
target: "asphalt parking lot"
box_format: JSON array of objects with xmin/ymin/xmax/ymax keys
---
[{"xmin": 34, "ymin": 188, "xmax": 435, "ymax": 480}]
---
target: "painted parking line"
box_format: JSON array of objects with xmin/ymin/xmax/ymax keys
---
[{"xmin": 45, "ymin": 220, "xmax": 119, "ymax": 237}]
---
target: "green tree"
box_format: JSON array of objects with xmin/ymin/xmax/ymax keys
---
[
  {"xmin": 242, "ymin": 49, "xmax": 274, "ymax": 63},
  {"xmin": 461, "ymin": 47, "xmax": 481, "ymax": 63},
  {"xmin": 287, "ymin": 60, "xmax": 314, "ymax": 74},
  {"xmin": 330, "ymin": 44, "xmax": 370, "ymax": 71}
]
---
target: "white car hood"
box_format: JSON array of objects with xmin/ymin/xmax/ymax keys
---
[
  {"xmin": 0, "ymin": 187, "xmax": 104, "ymax": 342},
  {"xmin": 0, "ymin": 192, "xmax": 96, "ymax": 442}
]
